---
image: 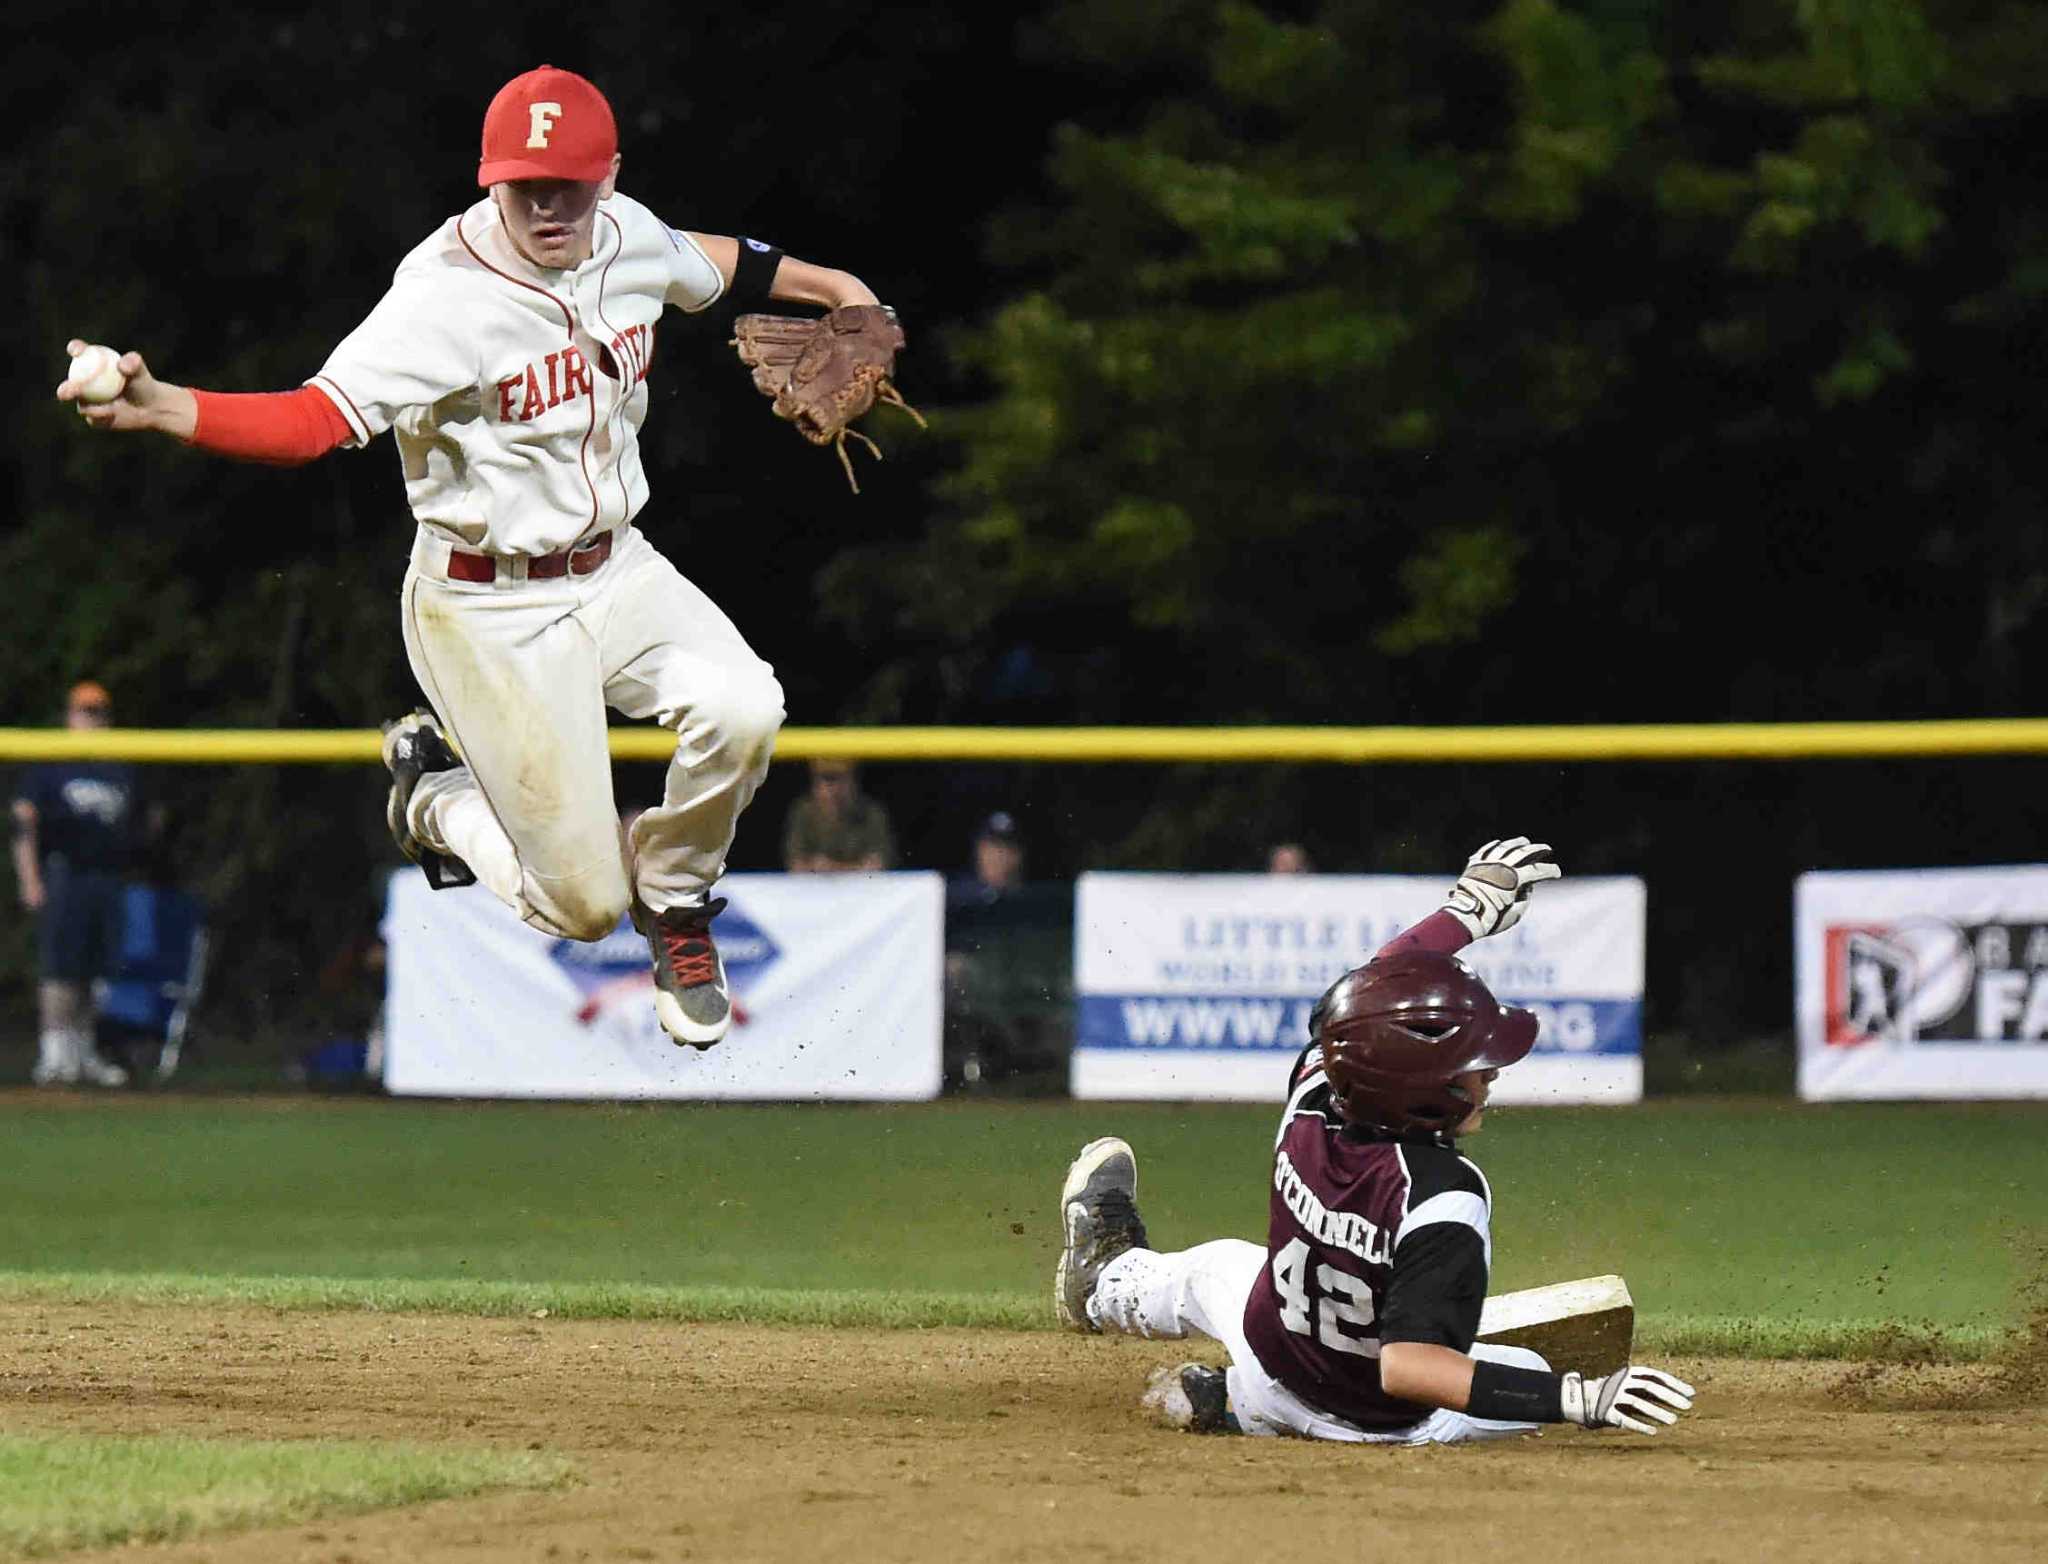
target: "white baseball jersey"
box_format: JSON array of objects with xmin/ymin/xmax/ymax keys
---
[{"xmin": 310, "ymin": 193, "xmax": 725, "ymax": 555}]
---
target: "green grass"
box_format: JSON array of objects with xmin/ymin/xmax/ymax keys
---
[
  {"xmin": 1636, "ymin": 1314, "xmax": 2010, "ymax": 1362},
  {"xmin": 0, "ymin": 1270, "xmax": 1047, "ymax": 1330},
  {"xmin": 2, "ymin": 1097, "xmax": 2041, "ymax": 1348},
  {"xmin": 0, "ymin": 1432, "xmax": 570, "ymax": 1558}
]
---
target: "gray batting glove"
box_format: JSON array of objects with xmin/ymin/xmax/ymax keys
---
[
  {"xmin": 1560, "ymin": 1366, "xmax": 1696, "ymax": 1434},
  {"xmin": 1442, "ymin": 837, "xmax": 1563, "ymax": 939}
]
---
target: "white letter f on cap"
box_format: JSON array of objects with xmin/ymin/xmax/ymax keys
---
[{"xmin": 526, "ymin": 101, "xmax": 563, "ymax": 148}]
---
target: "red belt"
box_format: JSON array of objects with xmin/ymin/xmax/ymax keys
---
[{"xmin": 447, "ymin": 530, "xmax": 613, "ymax": 584}]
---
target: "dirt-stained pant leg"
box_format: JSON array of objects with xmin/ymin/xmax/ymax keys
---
[
  {"xmin": 1091, "ymin": 1239, "xmax": 1265, "ymax": 1347},
  {"xmin": 588, "ymin": 529, "xmax": 785, "ymax": 912},
  {"xmin": 400, "ymin": 568, "xmax": 629, "ymax": 943}
]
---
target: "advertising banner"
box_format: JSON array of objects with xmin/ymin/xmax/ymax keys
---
[
  {"xmin": 1796, "ymin": 865, "xmax": 2048, "ymax": 1100},
  {"xmin": 1072, "ymin": 874, "xmax": 1645, "ymax": 1103},
  {"xmin": 383, "ymin": 870, "xmax": 943, "ymax": 1100}
]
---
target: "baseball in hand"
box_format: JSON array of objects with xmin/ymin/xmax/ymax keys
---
[{"xmin": 65, "ymin": 344, "xmax": 128, "ymax": 404}]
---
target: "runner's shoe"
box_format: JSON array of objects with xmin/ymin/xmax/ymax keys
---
[
  {"xmin": 1054, "ymin": 1136, "xmax": 1148, "ymax": 1331},
  {"xmin": 381, "ymin": 710, "xmax": 477, "ymax": 890},
  {"xmin": 1141, "ymin": 1363, "xmax": 1239, "ymax": 1434},
  {"xmin": 634, "ymin": 896, "xmax": 732, "ymax": 1048}
]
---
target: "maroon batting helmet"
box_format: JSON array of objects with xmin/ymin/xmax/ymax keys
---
[{"xmin": 1311, "ymin": 950, "xmax": 1538, "ymax": 1137}]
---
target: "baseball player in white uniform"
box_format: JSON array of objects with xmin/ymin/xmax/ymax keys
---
[{"xmin": 56, "ymin": 65, "xmax": 890, "ymax": 1048}]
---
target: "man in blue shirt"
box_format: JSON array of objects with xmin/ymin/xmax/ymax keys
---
[{"xmin": 10, "ymin": 682, "xmax": 144, "ymax": 1086}]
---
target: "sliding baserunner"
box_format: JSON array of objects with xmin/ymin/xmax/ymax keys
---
[{"xmin": 1054, "ymin": 838, "xmax": 1695, "ymax": 1444}]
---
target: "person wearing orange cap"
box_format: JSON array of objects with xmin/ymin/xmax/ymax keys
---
[
  {"xmin": 11, "ymin": 682, "xmax": 143, "ymax": 1086},
  {"xmin": 55, "ymin": 66, "xmax": 900, "ymax": 1051}
]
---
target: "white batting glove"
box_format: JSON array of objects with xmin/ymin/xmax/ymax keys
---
[
  {"xmin": 1442, "ymin": 837, "xmax": 1562, "ymax": 939},
  {"xmin": 1560, "ymin": 1366, "xmax": 1696, "ymax": 1435}
]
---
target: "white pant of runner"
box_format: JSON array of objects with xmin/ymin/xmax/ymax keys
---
[
  {"xmin": 1091, "ymin": 1239, "xmax": 1550, "ymax": 1445},
  {"xmin": 399, "ymin": 524, "xmax": 784, "ymax": 940}
]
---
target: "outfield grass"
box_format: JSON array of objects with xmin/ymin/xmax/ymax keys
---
[
  {"xmin": 2, "ymin": 1096, "xmax": 2041, "ymax": 1343},
  {"xmin": 0, "ymin": 1433, "xmax": 570, "ymax": 1557},
  {"xmin": 0, "ymin": 1271, "xmax": 1045, "ymax": 1330}
]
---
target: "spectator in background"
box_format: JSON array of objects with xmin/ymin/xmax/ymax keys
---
[
  {"xmin": 783, "ymin": 760, "xmax": 896, "ymax": 872},
  {"xmin": 951, "ymin": 810, "xmax": 1025, "ymax": 907},
  {"xmin": 1267, "ymin": 842, "xmax": 1315, "ymax": 875},
  {"xmin": 943, "ymin": 810, "xmax": 1049, "ymax": 1090},
  {"xmin": 10, "ymin": 681, "xmax": 148, "ymax": 1087}
]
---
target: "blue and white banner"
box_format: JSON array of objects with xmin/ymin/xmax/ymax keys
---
[
  {"xmin": 382, "ymin": 870, "xmax": 943, "ymax": 1100},
  {"xmin": 1072, "ymin": 874, "xmax": 1645, "ymax": 1103},
  {"xmin": 1796, "ymin": 865, "xmax": 2048, "ymax": 1101}
]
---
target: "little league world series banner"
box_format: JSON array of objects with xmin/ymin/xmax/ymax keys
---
[
  {"xmin": 1072, "ymin": 874, "xmax": 1646, "ymax": 1103},
  {"xmin": 382, "ymin": 871, "xmax": 943, "ymax": 1100},
  {"xmin": 1796, "ymin": 864, "xmax": 2048, "ymax": 1101}
]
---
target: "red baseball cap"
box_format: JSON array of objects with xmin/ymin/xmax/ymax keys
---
[{"xmin": 477, "ymin": 66, "xmax": 618, "ymax": 187}]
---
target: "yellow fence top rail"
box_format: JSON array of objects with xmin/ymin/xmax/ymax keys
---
[{"xmin": 1, "ymin": 719, "xmax": 2045, "ymax": 765}]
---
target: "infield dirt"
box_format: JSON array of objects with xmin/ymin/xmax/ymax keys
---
[{"xmin": 2, "ymin": 1300, "xmax": 2042, "ymax": 1563}]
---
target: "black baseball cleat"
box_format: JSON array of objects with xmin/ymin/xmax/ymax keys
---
[
  {"xmin": 1141, "ymin": 1363, "xmax": 1240, "ymax": 1435},
  {"xmin": 381, "ymin": 710, "xmax": 477, "ymax": 890},
  {"xmin": 1054, "ymin": 1136, "xmax": 1149, "ymax": 1331},
  {"xmin": 634, "ymin": 896, "xmax": 732, "ymax": 1049}
]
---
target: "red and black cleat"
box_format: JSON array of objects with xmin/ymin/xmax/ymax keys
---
[{"xmin": 632, "ymin": 895, "xmax": 731, "ymax": 1048}]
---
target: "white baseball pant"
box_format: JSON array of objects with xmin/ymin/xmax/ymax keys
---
[
  {"xmin": 1091, "ymin": 1239, "xmax": 1549, "ymax": 1444},
  {"xmin": 398, "ymin": 523, "xmax": 784, "ymax": 941}
]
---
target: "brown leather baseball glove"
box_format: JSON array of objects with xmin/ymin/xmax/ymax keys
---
[{"xmin": 731, "ymin": 304, "xmax": 925, "ymax": 491}]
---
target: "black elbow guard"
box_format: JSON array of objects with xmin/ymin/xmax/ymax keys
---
[{"xmin": 729, "ymin": 238, "xmax": 784, "ymax": 312}]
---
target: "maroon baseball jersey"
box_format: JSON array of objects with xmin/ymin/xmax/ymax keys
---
[{"xmin": 1240, "ymin": 1042, "xmax": 1494, "ymax": 1431}]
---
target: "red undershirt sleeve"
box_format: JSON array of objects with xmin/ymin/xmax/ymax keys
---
[
  {"xmin": 1373, "ymin": 908, "xmax": 1474, "ymax": 961},
  {"xmin": 187, "ymin": 387, "xmax": 353, "ymax": 466}
]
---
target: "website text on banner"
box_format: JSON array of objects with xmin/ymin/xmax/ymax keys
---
[
  {"xmin": 1796, "ymin": 864, "xmax": 2048, "ymax": 1102},
  {"xmin": 382, "ymin": 871, "xmax": 944, "ymax": 1100},
  {"xmin": 1071, "ymin": 874, "xmax": 1645, "ymax": 1103}
]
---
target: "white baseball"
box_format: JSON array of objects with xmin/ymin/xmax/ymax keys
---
[{"xmin": 66, "ymin": 344, "xmax": 128, "ymax": 404}]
